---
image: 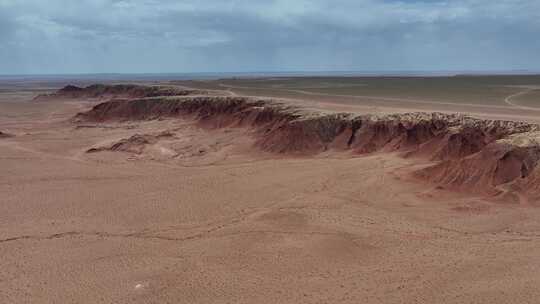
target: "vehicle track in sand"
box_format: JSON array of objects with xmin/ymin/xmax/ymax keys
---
[
  {"xmin": 504, "ymin": 88, "xmax": 540, "ymax": 111},
  {"xmin": 217, "ymin": 83, "xmax": 526, "ymax": 110}
]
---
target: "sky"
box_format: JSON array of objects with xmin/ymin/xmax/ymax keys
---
[{"xmin": 1, "ymin": 0, "xmax": 539, "ymax": 75}]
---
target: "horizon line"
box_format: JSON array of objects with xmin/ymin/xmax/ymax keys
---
[{"xmin": 1, "ymin": 69, "xmax": 540, "ymax": 78}]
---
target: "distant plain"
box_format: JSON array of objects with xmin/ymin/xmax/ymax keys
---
[{"xmin": 175, "ymin": 75, "xmax": 540, "ymax": 122}]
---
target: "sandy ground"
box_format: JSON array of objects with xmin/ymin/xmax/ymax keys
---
[{"xmin": 3, "ymin": 83, "xmax": 540, "ymax": 303}]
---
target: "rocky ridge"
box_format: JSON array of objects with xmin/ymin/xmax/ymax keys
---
[
  {"xmin": 69, "ymin": 84, "xmax": 540, "ymax": 201},
  {"xmin": 35, "ymin": 84, "xmax": 207, "ymax": 101}
]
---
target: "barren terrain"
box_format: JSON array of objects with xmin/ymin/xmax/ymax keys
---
[
  {"xmin": 176, "ymin": 75, "xmax": 540, "ymax": 123},
  {"xmin": 2, "ymin": 76, "xmax": 540, "ymax": 303}
]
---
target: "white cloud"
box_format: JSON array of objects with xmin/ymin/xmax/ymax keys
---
[{"xmin": 0, "ymin": 0, "xmax": 539, "ymax": 74}]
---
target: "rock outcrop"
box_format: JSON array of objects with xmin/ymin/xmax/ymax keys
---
[
  {"xmin": 35, "ymin": 84, "xmax": 207, "ymax": 101},
  {"xmin": 87, "ymin": 132, "xmax": 174, "ymax": 154}
]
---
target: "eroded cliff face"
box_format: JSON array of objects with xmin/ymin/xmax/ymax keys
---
[
  {"xmin": 35, "ymin": 84, "xmax": 207, "ymax": 101},
  {"xmin": 417, "ymin": 133, "xmax": 540, "ymax": 195},
  {"xmin": 70, "ymin": 84, "xmax": 540, "ymax": 200}
]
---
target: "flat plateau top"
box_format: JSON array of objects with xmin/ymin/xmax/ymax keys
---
[
  {"xmin": 3, "ymin": 78, "xmax": 540, "ymax": 304},
  {"xmin": 171, "ymin": 75, "xmax": 540, "ymax": 123}
]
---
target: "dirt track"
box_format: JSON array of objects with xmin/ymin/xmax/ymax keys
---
[{"xmin": 504, "ymin": 87, "xmax": 540, "ymax": 110}]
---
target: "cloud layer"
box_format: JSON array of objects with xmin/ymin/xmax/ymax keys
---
[{"xmin": 1, "ymin": 0, "xmax": 539, "ymax": 74}]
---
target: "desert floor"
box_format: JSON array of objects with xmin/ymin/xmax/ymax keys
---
[
  {"xmin": 176, "ymin": 75, "xmax": 540, "ymax": 123},
  {"xmin": 2, "ymin": 79, "xmax": 540, "ymax": 303}
]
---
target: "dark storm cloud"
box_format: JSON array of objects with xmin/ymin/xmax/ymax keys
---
[{"xmin": 0, "ymin": 0, "xmax": 539, "ymax": 74}]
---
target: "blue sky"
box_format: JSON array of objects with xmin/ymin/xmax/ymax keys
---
[{"xmin": 1, "ymin": 0, "xmax": 539, "ymax": 74}]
